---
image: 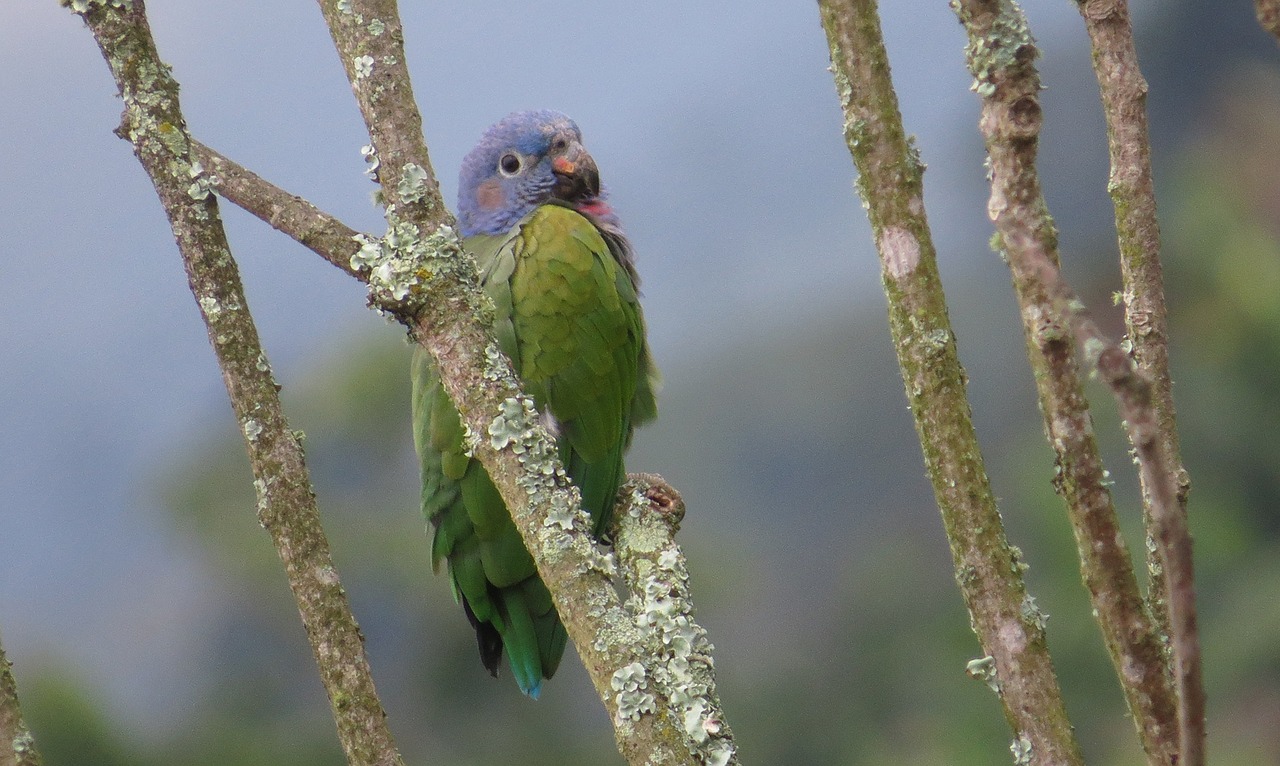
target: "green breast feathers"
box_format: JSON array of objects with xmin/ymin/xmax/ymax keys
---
[{"xmin": 412, "ymin": 203, "xmax": 657, "ymax": 696}]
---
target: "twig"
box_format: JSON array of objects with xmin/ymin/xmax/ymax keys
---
[
  {"xmin": 192, "ymin": 140, "xmax": 362, "ymax": 278},
  {"xmin": 818, "ymin": 1, "xmax": 1084, "ymax": 762},
  {"xmin": 0, "ymin": 632, "xmax": 41, "ymax": 766},
  {"xmin": 1257, "ymin": 0, "xmax": 1280, "ymax": 42},
  {"xmin": 955, "ymin": 1, "xmax": 1203, "ymax": 763},
  {"xmin": 1074, "ymin": 0, "xmax": 1191, "ymax": 634},
  {"xmin": 1032, "ymin": 260, "xmax": 1206, "ymax": 766},
  {"xmin": 65, "ymin": 3, "xmax": 404, "ymax": 764}
]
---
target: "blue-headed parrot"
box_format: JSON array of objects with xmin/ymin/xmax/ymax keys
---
[{"xmin": 412, "ymin": 110, "xmax": 659, "ymax": 697}]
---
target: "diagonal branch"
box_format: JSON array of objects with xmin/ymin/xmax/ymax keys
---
[
  {"xmin": 818, "ymin": 1, "xmax": 1083, "ymax": 763},
  {"xmin": 955, "ymin": 1, "xmax": 1202, "ymax": 763},
  {"xmin": 0, "ymin": 631, "xmax": 41, "ymax": 766},
  {"xmin": 1074, "ymin": 0, "xmax": 1191, "ymax": 632},
  {"xmin": 64, "ymin": 3, "xmax": 403, "ymax": 764},
  {"xmin": 192, "ymin": 140, "xmax": 362, "ymax": 278}
]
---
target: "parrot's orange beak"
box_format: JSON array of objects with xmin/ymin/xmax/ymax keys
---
[{"xmin": 550, "ymin": 140, "xmax": 600, "ymax": 200}]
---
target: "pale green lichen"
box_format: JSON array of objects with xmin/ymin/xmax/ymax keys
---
[
  {"xmin": 187, "ymin": 161, "xmax": 215, "ymax": 201},
  {"xmin": 346, "ymin": 212, "xmax": 472, "ymax": 312},
  {"xmin": 611, "ymin": 662, "xmax": 655, "ymax": 722},
  {"xmin": 1009, "ymin": 544, "xmax": 1030, "ymax": 574},
  {"xmin": 543, "ymin": 494, "xmax": 578, "ymax": 531},
  {"xmin": 12, "ymin": 729, "xmax": 35, "ymax": 754},
  {"xmin": 1021, "ymin": 593, "xmax": 1049, "ymax": 632},
  {"xmin": 367, "ymin": 18, "xmax": 385, "ymax": 35},
  {"xmin": 482, "ymin": 343, "xmax": 509, "ymax": 382},
  {"xmin": 348, "ymin": 234, "xmax": 380, "ymax": 272},
  {"xmin": 920, "ymin": 328, "xmax": 951, "ymax": 356},
  {"xmin": 243, "ymin": 419, "xmax": 264, "ymax": 441},
  {"xmin": 706, "ymin": 743, "xmax": 734, "ymax": 766},
  {"xmin": 488, "ymin": 397, "xmax": 534, "ymax": 450},
  {"xmin": 657, "ymin": 548, "xmax": 680, "ymax": 572},
  {"xmin": 1010, "ymin": 734, "xmax": 1033, "ymax": 765},
  {"xmin": 198, "ymin": 295, "xmax": 221, "ymax": 318},
  {"xmin": 252, "ymin": 476, "xmax": 272, "ymax": 517},
  {"xmin": 353, "ymin": 54, "xmax": 374, "ymax": 79},
  {"xmin": 966, "ymin": 655, "xmax": 1001, "ymax": 693},
  {"xmin": 62, "ymin": 0, "xmax": 134, "ymax": 13},
  {"xmin": 954, "ymin": 0, "xmax": 1038, "ymax": 95},
  {"xmin": 360, "ymin": 144, "xmax": 381, "ymax": 179},
  {"xmin": 397, "ymin": 163, "xmax": 430, "ymax": 204}
]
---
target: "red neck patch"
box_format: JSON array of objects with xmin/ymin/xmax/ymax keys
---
[{"xmin": 576, "ymin": 199, "xmax": 613, "ymax": 220}]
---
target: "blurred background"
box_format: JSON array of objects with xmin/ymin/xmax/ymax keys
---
[{"xmin": 2, "ymin": 1, "xmax": 1278, "ymax": 763}]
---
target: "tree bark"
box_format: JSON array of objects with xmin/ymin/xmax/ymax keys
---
[
  {"xmin": 67, "ymin": 3, "xmax": 404, "ymax": 764},
  {"xmin": 819, "ymin": 2, "xmax": 1084, "ymax": 763}
]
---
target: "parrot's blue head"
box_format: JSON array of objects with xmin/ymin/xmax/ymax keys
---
[{"xmin": 457, "ymin": 110, "xmax": 616, "ymax": 237}]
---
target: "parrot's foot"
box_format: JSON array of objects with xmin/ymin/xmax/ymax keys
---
[{"xmin": 628, "ymin": 472, "xmax": 685, "ymax": 525}]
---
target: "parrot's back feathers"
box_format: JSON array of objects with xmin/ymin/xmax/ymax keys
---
[{"xmin": 414, "ymin": 111, "xmax": 656, "ymax": 697}]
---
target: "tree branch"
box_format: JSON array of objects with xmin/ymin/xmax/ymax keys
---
[
  {"xmin": 614, "ymin": 475, "xmax": 736, "ymax": 766},
  {"xmin": 64, "ymin": 3, "xmax": 403, "ymax": 764},
  {"xmin": 0, "ymin": 631, "xmax": 41, "ymax": 766},
  {"xmin": 1074, "ymin": 0, "xmax": 1191, "ymax": 634},
  {"xmin": 819, "ymin": 2, "xmax": 1084, "ymax": 763},
  {"xmin": 955, "ymin": 1, "xmax": 1203, "ymax": 763},
  {"xmin": 192, "ymin": 140, "xmax": 362, "ymax": 278}
]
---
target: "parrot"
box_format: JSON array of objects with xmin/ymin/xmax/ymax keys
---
[{"xmin": 412, "ymin": 110, "xmax": 658, "ymax": 698}]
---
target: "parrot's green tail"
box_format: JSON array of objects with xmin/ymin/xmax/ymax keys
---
[{"xmin": 464, "ymin": 577, "xmax": 568, "ymax": 698}]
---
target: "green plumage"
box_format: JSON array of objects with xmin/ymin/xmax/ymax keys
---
[{"xmin": 412, "ymin": 204, "xmax": 657, "ymax": 696}]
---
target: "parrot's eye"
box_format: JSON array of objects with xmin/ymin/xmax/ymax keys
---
[
  {"xmin": 551, "ymin": 136, "xmax": 568, "ymax": 152},
  {"xmin": 498, "ymin": 153, "xmax": 521, "ymax": 176}
]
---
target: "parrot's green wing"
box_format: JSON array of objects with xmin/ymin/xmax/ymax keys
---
[{"xmin": 412, "ymin": 204, "xmax": 657, "ymax": 697}]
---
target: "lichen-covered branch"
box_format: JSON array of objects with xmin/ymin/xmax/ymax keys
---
[
  {"xmin": 65, "ymin": 3, "xmax": 403, "ymax": 765},
  {"xmin": 614, "ymin": 475, "xmax": 736, "ymax": 765},
  {"xmin": 0, "ymin": 631, "xmax": 41, "ymax": 766},
  {"xmin": 1074, "ymin": 0, "xmax": 1191, "ymax": 632},
  {"xmin": 1257, "ymin": 0, "xmax": 1280, "ymax": 42},
  {"xmin": 818, "ymin": 1, "xmax": 1083, "ymax": 763},
  {"xmin": 955, "ymin": 1, "xmax": 1202, "ymax": 764},
  {"xmin": 192, "ymin": 140, "xmax": 362, "ymax": 278},
  {"xmin": 308, "ymin": 2, "xmax": 734, "ymax": 762}
]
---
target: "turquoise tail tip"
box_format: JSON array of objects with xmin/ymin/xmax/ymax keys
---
[{"xmin": 523, "ymin": 680, "xmax": 542, "ymax": 700}]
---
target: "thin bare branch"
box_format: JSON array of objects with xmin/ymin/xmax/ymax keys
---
[
  {"xmin": 1074, "ymin": 0, "xmax": 1191, "ymax": 632},
  {"xmin": 819, "ymin": 1, "xmax": 1083, "ymax": 762},
  {"xmin": 0, "ymin": 632, "xmax": 41, "ymax": 766},
  {"xmin": 955, "ymin": 1, "xmax": 1203, "ymax": 763},
  {"xmin": 66, "ymin": 3, "xmax": 403, "ymax": 764},
  {"xmin": 1032, "ymin": 258, "xmax": 1206, "ymax": 766},
  {"xmin": 192, "ymin": 140, "xmax": 362, "ymax": 278}
]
